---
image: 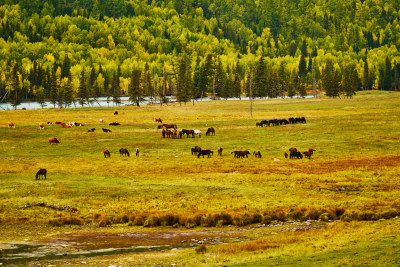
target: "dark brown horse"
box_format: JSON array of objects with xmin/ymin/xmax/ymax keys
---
[
  {"xmin": 253, "ymin": 151, "xmax": 262, "ymax": 158},
  {"xmin": 289, "ymin": 147, "xmax": 297, "ymax": 153},
  {"xmin": 232, "ymin": 151, "xmax": 250, "ymax": 158},
  {"xmin": 103, "ymin": 149, "xmax": 110, "ymax": 158},
  {"xmin": 36, "ymin": 168, "xmax": 47, "ymax": 180},
  {"xmin": 206, "ymin": 127, "xmax": 215, "ymax": 136},
  {"xmin": 165, "ymin": 130, "xmax": 173, "ymax": 138},
  {"xmin": 119, "ymin": 148, "xmax": 130, "ymax": 157},
  {"xmin": 136, "ymin": 148, "xmax": 139, "ymax": 156},
  {"xmin": 197, "ymin": 150, "xmax": 213, "ymax": 158},
  {"xmin": 191, "ymin": 146, "xmax": 202, "ymax": 155},
  {"xmin": 182, "ymin": 129, "xmax": 194, "ymax": 138},
  {"xmin": 114, "ymin": 111, "xmax": 118, "ymax": 115},
  {"xmin": 303, "ymin": 151, "xmax": 312, "ymax": 159},
  {"xmin": 154, "ymin": 118, "xmax": 162, "ymax": 123}
]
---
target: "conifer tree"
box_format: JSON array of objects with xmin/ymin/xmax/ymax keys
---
[
  {"xmin": 64, "ymin": 72, "xmax": 73, "ymax": 108},
  {"xmin": 129, "ymin": 68, "xmax": 143, "ymax": 106},
  {"xmin": 253, "ymin": 54, "xmax": 267, "ymax": 97},
  {"xmin": 78, "ymin": 69, "xmax": 87, "ymax": 107},
  {"xmin": 383, "ymin": 56, "xmax": 392, "ymax": 90}
]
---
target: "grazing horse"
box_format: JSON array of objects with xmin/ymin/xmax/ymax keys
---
[
  {"xmin": 87, "ymin": 128, "xmax": 96, "ymax": 132},
  {"xmin": 8, "ymin": 122, "xmax": 15, "ymax": 128},
  {"xmin": 290, "ymin": 151, "xmax": 303, "ymax": 159},
  {"xmin": 232, "ymin": 151, "xmax": 250, "ymax": 158},
  {"xmin": 162, "ymin": 129, "xmax": 166, "ymax": 138},
  {"xmin": 289, "ymin": 147, "xmax": 297, "ymax": 153},
  {"xmin": 162, "ymin": 124, "xmax": 177, "ymax": 130},
  {"xmin": 99, "ymin": 119, "xmax": 104, "ymax": 124},
  {"xmin": 103, "ymin": 149, "xmax": 110, "ymax": 158},
  {"xmin": 61, "ymin": 123, "xmax": 71, "ymax": 128},
  {"xmin": 182, "ymin": 129, "xmax": 194, "ymax": 138},
  {"xmin": 260, "ymin": 120, "xmax": 269, "ymax": 127},
  {"xmin": 55, "ymin": 121, "xmax": 63, "ymax": 125},
  {"xmin": 102, "ymin": 128, "xmax": 112, "ymax": 132},
  {"xmin": 197, "ymin": 150, "xmax": 213, "ymax": 158},
  {"xmin": 308, "ymin": 148, "xmax": 316, "ymax": 155},
  {"xmin": 114, "ymin": 111, "xmax": 118, "ymax": 115},
  {"xmin": 48, "ymin": 137, "xmax": 59, "ymax": 144},
  {"xmin": 119, "ymin": 148, "xmax": 130, "ymax": 157},
  {"xmin": 47, "ymin": 122, "xmax": 54, "ymax": 125},
  {"xmin": 136, "ymin": 148, "xmax": 139, "ymax": 157},
  {"xmin": 109, "ymin": 122, "xmax": 120, "ymax": 126},
  {"xmin": 253, "ymin": 151, "xmax": 262, "ymax": 158},
  {"xmin": 191, "ymin": 146, "xmax": 202, "ymax": 155},
  {"xmin": 178, "ymin": 131, "xmax": 183, "ymax": 139},
  {"xmin": 217, "ymin": 146, "xmax": 223, "ymax": 156},
  {"xmin": 194, "ymin": 130, "xmax": 201, "ymax": 137},
  {"xmin": 206, "ymin": 127, "xmax": 215, "ymax": 136},
  {"xmin": 154, "ymin": 118, "xmax": 162, "ymax": 123},
  {"xmin": 165, "ymin": 130, "xmax": 173, "ymax": 138},
  {"xmin": 303, "ymin": 151, "xmax": 312, "ymax": 159},
  {"xmin": 39, "ymin": 123, "xmax": 44, "ymax": 130},
  {"xmin": 36, "ymin": 168, "xmax": 47, "ymax": 180}
]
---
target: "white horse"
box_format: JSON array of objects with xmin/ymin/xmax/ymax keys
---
[{"xmin": 194, "ymin": 130, "xmax": 201, "ymax": 137}]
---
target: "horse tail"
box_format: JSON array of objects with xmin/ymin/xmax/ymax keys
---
[{"xmin": 127, "ymin": 150, "xmax": 130, "ymax": 157}]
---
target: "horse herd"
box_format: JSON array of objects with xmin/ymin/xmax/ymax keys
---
[
  {"xmin": 7, "ymin": 113, "xmax": 314, "ymax": 180},
  {"xmin": 256, "ymin": 117, "xmax": 306, "ymax": 127}
]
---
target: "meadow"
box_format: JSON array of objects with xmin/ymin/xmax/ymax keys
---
[{"xmin": 0, "ymin": 91, "xmax": 400, "ymax": 265}]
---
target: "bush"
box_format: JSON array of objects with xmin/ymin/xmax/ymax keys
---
[
  {"xmin": 98, "ymin": 217, "xmax": 111, "ymax": 227},
  {"xmin": 133, "ymin": 215, "xmax": 145, "ymax": 226},
  {"xmin": 144, "ymin": 216, "xmax": 159, "ymax": 227},
  {"xmin": 195, "ymin": 244, "xmax": 207, "ymax": 254}
]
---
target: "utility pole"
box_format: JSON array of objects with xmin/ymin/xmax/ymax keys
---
[{"xmin": 249, "ymin": 68, "xmax": 253, "ymax": 118}]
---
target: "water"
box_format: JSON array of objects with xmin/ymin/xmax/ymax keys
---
[
  {"xmin": 0, "ymin": 243, "xmax": 195, "ymax": 265},
  {"xmin": 0, "ymin": 95, "xmax": 314, "ymax": 110}
]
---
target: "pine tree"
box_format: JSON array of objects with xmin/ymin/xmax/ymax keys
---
[
  {"xmin": 253, "ymin": 54, "xmax": 267, "ymax": 97},
  {"xmin": 363, "ymin": 56, "xmax": 370, "ymax": 90},
  {"xmin": 49, "ymin": 71, "xmax": 58, "ymax": 108},
  {"xmin": 64, "ymin": 72, "xmax": 73, "ymax": 108},
  {"xmin": 301, "ymin": 39, "xmax": 308, "ymax": 57},
  {"xmin": 298, "ymin": 54, "xmax": 307, "ymax": 78},
  {"xmin": 61, "ymin": 54, "xmax": 71, "ymax": 79},
  {"xmin": 322, "ymin": 60, "xmax": 341, "ymax": 97},
  {"xmin": 383, "ymin": 56, "xmax": 392, "ymax": 90},
  {"xmin": 192, "ymin": 56, "xmax": 202, "ymax": 99},
  {"xmin": 213, "ymin": 57, "xmax": 225, "ymax": 97},
  {"xmin": 78, "ymin": 69, "xmax": 87, "ymax": 107},
  {"xmin": 6, "ymin": 62, "xmax": 22, "ymax": 110},
  {"xmin": 112, "ymin": 69, "xmax": 121, "ymax": 106},
  {"xmin": 129, "ymin": 68, "xmax": 143, "ymax": 106}
]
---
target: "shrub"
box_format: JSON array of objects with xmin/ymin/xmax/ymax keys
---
[
  {"xmin": 195, "ymin": 244, "xmax": 207, "ymax": 254},
  {"xmin": 144, "ymin": 216, "xmax": 159, "ymax": 227},
  {"xmin": 319, "ymin": 213, "xmax": 330, "ymax": 221},
  {"xmin": 358, "ymin": 210, "xmax": 378, "ymax": 221},
  {"xmin": 133, "ymin": 215, "xmax": 145, "ymax": 226},
  {"xmin": 251, "ymin": 213, "xmax": 263, "ymax": 224},
  {"xmin": 98, "ymin": 217, "xmax": 111, "ymax": 227}
]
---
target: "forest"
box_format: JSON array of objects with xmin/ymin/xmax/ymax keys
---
[{"xmin": 0, "ymin": 0, "xmax": 400, "ymax": 108}]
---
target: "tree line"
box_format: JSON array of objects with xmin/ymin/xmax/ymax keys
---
[{"xmin": 0, "ymin": 1, "xmax": 400, "ymax": 108}]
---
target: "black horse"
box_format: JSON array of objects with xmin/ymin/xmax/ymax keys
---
[
  {"xmin": 191, "ymin": 146, "xmax": 202, "ymax": 155},
  {"xmin": 290, "ymin": 151, "xmax": 303, "ymax": 159},
  {"xmin": 36, "ymin": 168, "xmax": 47, "ymax": 180},
  {"xmin": 197, "ymin": 150, "xmax": 213, "ymax": 158}
]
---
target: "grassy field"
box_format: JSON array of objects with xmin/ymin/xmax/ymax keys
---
[{"xmin": 0, "ymin": 91, "xmax": 400, "ymax": 265}]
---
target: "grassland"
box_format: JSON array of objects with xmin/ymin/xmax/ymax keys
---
[{"xmin": 0, "ymin": 91, "xmax": 400, "ymax": 265}]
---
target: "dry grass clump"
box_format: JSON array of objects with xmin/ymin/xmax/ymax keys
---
[{"xmin": 48, "ymin": 215, "xmax": 83, "ymax": 226}]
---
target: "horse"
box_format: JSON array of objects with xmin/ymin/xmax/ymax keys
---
[
  {"xmin": 39, "ymin": 123, "xmax": 44, "ymax": 130},
  {"xmin": 154, "ymin": 118, "xmax": 162, "ymax": 123},
  {"xmin": 103, "ymin": 149, "xmax": 110, "ymax": 158},
  {"xmin": 8, "ymin": 122, "xmax": 15, "ymax": 128},
  {"xmin": 284, "ymin": 152, "xmax": 288, "ymax": 158},
  {"xmin": 289, "ymin": 147, "xmax": 297, "ymax": 153},
  {"xmin": 99, "ymin": 119, "xmax": 104, "ymax": 124},
  {"xmin": 303, "ymin": 151, "xmax": 312, "ymax": 159},
  {"xmin": 102, "ymin": 128, "xmax": 112, "ymax": 132},
  {"xmin": 55, "ymin": 121, "xmax": 63, "ymax": 124},
  {"xmin": 260, "ymin": 120, "xmax": 269, "ymax": 127},
  {"xmin": 232, "ymin": 151, "xmax": 250, "ymax": 158},
  {"xmin": 162, "ymin": 129, "xmax": 166, "ymax": 138},
  {"xmin": 256, "ymin": 122, "xmax": 262, "ymax": 127},
  {"xmin": 109, "ymin": 122, "xmax": 120, "ymax": 126},
  {"xmin": 206, "ymin": 127, "xmax": 215, "ymax": 136},
  {"xmin": 290, "ymin": 151, "xmax": 303, "ymax": 159},
  {"xmin": 136, "ymin": 148, "xmax": 139, "ymax": 157},
  {"xmin": 253, "ymin": 151, "xmax": 262, "ymax": 158},
  {"xmin": 162, "ymin": 124, "xmax": 177, "ymax": 130},
  {"xmin": 194, "ymin": 130, "xmax": 201, "ymax": 137},
  {"xmin": 308, "ymin": 148, "xmax": 316, "ymax": 155},
  {"xmin": 191, "ymin": 146, "xmax": 202, "ymax": 155},
  {"xmin": 165, "ymin": 130, "xmax": 173, "ymax": 138},
  {"xmin": 87, "ymin": 128, "xmax": 96, "ymax": 132},
  {"xmin": 119, "ymin": 148, "xmax": 130, "ymax": 157},
  {"xmin": 178, "ymin": 131, "xmax": 183, "ymax": 139},
  {"xmin": 36, "ymin": 168, "xmax": 47, "ymax": 180},
  {"xmin": 217, "ymin": 146, "xmax": 223, "ymax": 156},
  {"xmin": 48, "ymin": 137, "xmax": 59, "ymax": 144},
  {"xmin": 182, "ymin": 129, "xmax": 194, "ymax": 138},
  {"xmin": 47, "ymin": 122, "xmax": 54, "ymax": 125},
  {"xmin": 114, "ymin": 111, "xmax": 118, "ymax": 115},
  {"xmin": 197, "ymin": 150, "xmax": 213, "ymax": 158},
  {"xmin": 61, "ymin": 123, "xmax": 71, "ymax": 128}
]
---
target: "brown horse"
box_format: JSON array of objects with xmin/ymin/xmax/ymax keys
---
[
  {"xmin": 289, "ymin": 147, "xmax": 297, "ymax": 153},
  {"xmin": 103, "ymin": 149, "xmax": 110, "ymax": 158},
  {"xmin": 119, "ymin": 148, "xmax": 130, "ymax": 157},
  {"xmin": 206, "ymin": 127, "xmax": 215, "ymax": 136},
  {"xmin": 253, "ymin": 151, "xmax": 262, "ymax": 158},
  {"xmin": 8, "ymin": 122, "xmax": 15, "ymax": 128},
  {"xmin": 303, "ymin": 151, "xmax": 312, "ymax": 159},
  {"xmin": 232, "ymin": 151, "xmax": 250, "ymax": 158},
  {"xmin": 154, "ymin": 118, "xmax": 162, "ymax": 123},
  {"xmin": 182, "ymin": 129, "xmax": 194, "ymax": 138},
  {"xmin": 285, "ymin": 152, "xmax": 288, "ymax": 158},
  {"xmin": 162, "ymin": 124, "xmax": 177, "ymax": 130},
  {"xmin": 49, "ymin": 137, "xmax": 59, "ymax": 144},
  {"xmin": 39, "ymin": 123, "xmax": 44, "ymax": 130},
  {"xmin": 36, "ymin": 168, "xmax": 47, "ymax": 180},
  {"xmin": 165, "ymin": 130, "xmax": 173, "ymax": 138}
]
